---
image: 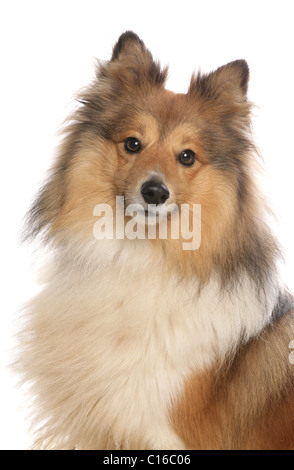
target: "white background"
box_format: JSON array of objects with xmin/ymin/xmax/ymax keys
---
[{"xmin": 1, "ymin": 0, "xmax": 294, "ymax": 449}]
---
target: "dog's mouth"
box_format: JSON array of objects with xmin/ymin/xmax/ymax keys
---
[
  {"xmin": 131, "ymin": 204, "xmax": 177, "ymax": 224},
  {"xmin": 134, "ymin": 207, "xmax": 162, "ymax": 222},
  {"xmin": 122, "ymin": 189, "xmax": 179, "ymax": 225},
  {"xmin": 144, "ymin": 208, "xmax": 161, "ymax": 217}
]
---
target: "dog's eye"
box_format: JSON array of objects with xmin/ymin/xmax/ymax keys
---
[
  {"xmin": 178, "ymin": 149, "xmax": 196, "ymax": 166},
  {"xmin": 124, "ymin": 137, "xmax": 142, "ymax": 153}
]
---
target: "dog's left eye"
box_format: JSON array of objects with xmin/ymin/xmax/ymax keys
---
[
  {"xmin": 124, "ymin": 137, "xmax": 142, "ymax": 153},
  {"xmin": 178, "ymin": 149, "xmax": 196, "ymax": 166}
]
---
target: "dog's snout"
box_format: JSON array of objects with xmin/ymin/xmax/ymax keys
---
[{"xmin": 140, "ymin": 180, "xmax": 170, "ymax": 205}]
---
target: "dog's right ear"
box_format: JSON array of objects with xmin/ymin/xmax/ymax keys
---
[
  {"xmin": 111, "ymin": 31, "xmax": 146, "ymax": 62},
  {"xmin": 97, "ymin": 31, "xmax": 168, "ymax": 89}
]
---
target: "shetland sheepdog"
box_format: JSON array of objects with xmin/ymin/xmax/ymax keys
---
[{"xmin": 19, "ymin": 31, "xmax": 294, "ymax": 450}]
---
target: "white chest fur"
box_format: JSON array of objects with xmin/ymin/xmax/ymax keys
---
[{"xmin": 25, "ymin": 239, "xmax": 277, "ymax": 449}]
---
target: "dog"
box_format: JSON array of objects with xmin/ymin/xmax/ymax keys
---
[{"xmin": 18, "ymin": 31, "xmax": 294, "ymax": 450}]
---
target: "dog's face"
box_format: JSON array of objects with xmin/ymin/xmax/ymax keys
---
[
  {"xmin": 28, "ymin": 32, "xmax": 258, "ymax": 280},
  {"xmin": 112, "ymin": 92, "xmax": 204, "ymax": 217}
]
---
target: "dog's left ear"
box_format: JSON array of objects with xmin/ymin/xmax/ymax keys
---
[{"xmin": 189, "ymin": 60, "xmax": 249, "ymax": 102}]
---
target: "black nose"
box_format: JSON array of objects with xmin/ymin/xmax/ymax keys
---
[{"xmin": 140, "ymin": 180, "xmax": 170, "ymax": 205}]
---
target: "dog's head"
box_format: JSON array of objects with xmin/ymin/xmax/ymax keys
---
[{"xmin": 26, "ymin": 32, "xmax": 270, "ymax": 282}]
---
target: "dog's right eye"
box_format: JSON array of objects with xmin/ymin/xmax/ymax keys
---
[{"xmin": 124, "ymin": 137, "xmax": 142, "ymax": 153}]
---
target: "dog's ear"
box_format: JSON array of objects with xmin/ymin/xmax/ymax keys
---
[
  {"xmin": 97, "ymin": 31, "xmax": 168, "ymax": 89},
  {"xmin": 189, "ymin": 60, "xmax": 249, "ymax": 102},
  {"xmin": 111, "ymin": 31, "xmax": 146, "ymax": 62}
]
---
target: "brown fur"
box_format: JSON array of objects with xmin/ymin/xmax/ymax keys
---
[
  {"xmin": 20, "ymin": 31, "xmax": 294, "ymax": 450},
  {"xmin": 25, "ymin": 31, "xmax": 280, "ymax": 287},
  {"xmin": 171, "ymin": 307, "xmax": 294, "ymax": 450}
]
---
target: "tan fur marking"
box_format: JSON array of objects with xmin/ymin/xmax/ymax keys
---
[{"xmin": 171, "ymin": 311, "xmax": 294, "ymax": 450}]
